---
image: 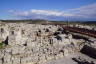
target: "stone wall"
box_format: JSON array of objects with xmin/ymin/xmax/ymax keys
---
[{"xmin": 0, "ymin": 23, "xmax": 84, "ymax": 64}]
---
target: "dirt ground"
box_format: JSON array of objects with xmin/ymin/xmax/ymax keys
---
[{"xmin": 45, "ymin": 52, "xmax": 96, "ymax": 64}]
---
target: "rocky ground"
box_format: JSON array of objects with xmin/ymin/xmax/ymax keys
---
[
  {"xmin": 45, "ymin": 52, "xmax": 96, "ymax": 64},
  {"xmin": 0, "ymin": 22, "xmax": 95, "ymax": 64}
]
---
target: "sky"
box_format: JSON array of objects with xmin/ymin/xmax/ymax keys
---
[{"xmin": 0, "ymin": 0, "xmax": 96, "ymax": 21}]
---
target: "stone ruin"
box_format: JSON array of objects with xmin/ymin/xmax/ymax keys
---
[{"xmin": 0, "ymin": 23, "xmax": 86, "ymax": 64}]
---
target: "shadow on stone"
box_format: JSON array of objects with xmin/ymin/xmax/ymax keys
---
[
  {"xmin": 72, "ymin": 58, "xmax": 95, "ymax": 64},
  {"xmin": 2, "ymin": 36, "xmax": 8, "ymax": 45},
  {"xmin": 80, "ymin": 45, "xmax": 96, "ymax": 59}
]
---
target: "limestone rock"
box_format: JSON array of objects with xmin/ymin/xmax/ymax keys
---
[{"xmin": 0, "ymin": 23, "xmax": 87, "ymax": 64}]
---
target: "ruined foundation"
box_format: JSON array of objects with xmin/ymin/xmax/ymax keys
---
[{"xmin": 0, "ymin": 23, "xmax": 94, "ymax": 64}]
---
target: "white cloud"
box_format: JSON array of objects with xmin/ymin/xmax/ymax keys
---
[
  {"xmin": 68, "ymin": 3, "xmax": 96, "ymax": 18},
  {"xmin": 12, "ymin": 9, "xmax": 75, "ymax": 17},
  {"xmin": 9, "ymin": 3, "xmax": 96, "ymax": 20},
  {"xmin": 8, "ymin": 10, "xmax": 14, "ymax": 13},
  {"xmin": 30, "ymin": 9, "xmax": 63, "ymax": 16}
]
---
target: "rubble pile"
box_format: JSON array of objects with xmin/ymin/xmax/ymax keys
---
[{"xmin": 0, "ymin": 23, "xmax": 85, "ymax": 64}]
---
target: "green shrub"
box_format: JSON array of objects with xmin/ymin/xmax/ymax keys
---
[{"xmin": 0, "ymin": 43, "xmax": 4, "ymax": 49}]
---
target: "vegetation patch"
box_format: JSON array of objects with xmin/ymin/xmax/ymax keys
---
[{"xmin": 0, "ymin": 43, "xmax": 5, "ymax": 49}]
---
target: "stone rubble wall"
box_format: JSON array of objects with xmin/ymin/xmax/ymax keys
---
[{"xmin": 0, "ymin": 23, "xmax": 84, "ymax": 64}]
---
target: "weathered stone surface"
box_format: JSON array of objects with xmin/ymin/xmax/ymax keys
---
[
  {"xmin": 12, "ymin": 57, "xmax": 20, "ymax": 64},
  {"xmin": 0, "ymin": 23, "xmax": 88, "ymax": 64}
]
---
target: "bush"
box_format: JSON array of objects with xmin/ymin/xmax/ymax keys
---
[{"xmin": 0, "ymin": 43, "xmax": 5, "ymax": 49}]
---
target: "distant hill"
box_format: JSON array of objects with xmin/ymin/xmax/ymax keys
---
[
  {"xmin": 0, "ymin": 20, "xmax": 96, "ymax": 25},
  {"xmin": 0, "ymin": 19, "xmax": 67, "ymax": 25},
  {"xmin": 83, "ymin": 21, "xmax": 96, "ymax": 24},
  {"xmin": 0, "ymin": 19, "xmax": 48, "ymax": 24}
]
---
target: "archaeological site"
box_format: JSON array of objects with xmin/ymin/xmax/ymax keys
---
[{"xmin": 0, "ymin": 21, "xmax": 96, "ymax": 64}]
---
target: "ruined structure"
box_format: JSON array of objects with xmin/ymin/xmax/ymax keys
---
[{"xmin": 0, "ymin": 22, "xmax": 95, "ymax": 64}]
